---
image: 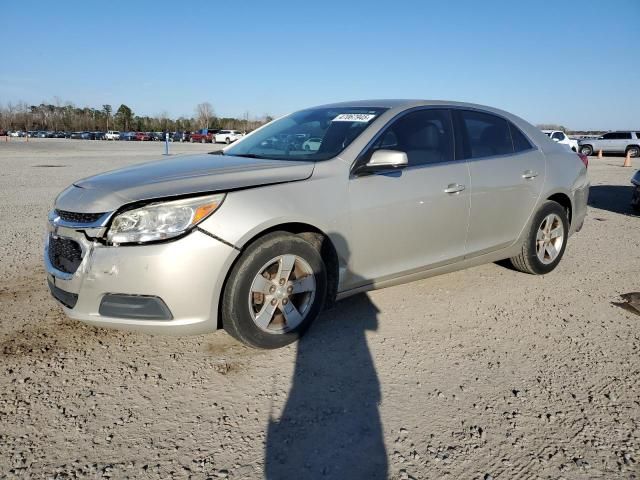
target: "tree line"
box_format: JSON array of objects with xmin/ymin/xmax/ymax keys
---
[{"xmin": 0, "ymin": 100, "xmax": 273, "ymax": 133}]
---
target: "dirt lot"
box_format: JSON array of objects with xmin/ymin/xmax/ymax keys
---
[{"xmin": 0, "ymin": 138, "xmax": 638, "ymax": 479}]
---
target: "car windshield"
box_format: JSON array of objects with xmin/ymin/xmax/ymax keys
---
[{"xmin": 224, "ymin": 107, "xmax": 387, "ymax": 161}]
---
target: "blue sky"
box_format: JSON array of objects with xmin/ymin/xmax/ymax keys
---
[{"xmin": 2, "ymin": 0, "xmax": 639, "ymax": 130}]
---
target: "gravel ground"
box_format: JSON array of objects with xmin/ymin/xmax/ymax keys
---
[{"xmin": 0, "ymin": 138, "xmax": 639, "ymax": 480}]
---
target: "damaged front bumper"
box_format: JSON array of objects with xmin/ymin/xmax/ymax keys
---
[{"xmin": 44, "ymin": 211, "xmax": 239, "ymax": 335}]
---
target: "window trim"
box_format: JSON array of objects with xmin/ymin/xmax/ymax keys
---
[{"xmin": 351, "ymin": 105, "xmax": 538, "ymax": 176}]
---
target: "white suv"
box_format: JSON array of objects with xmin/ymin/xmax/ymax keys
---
[
  {"xmin": 214, "ymin": 130, "xmax": 243, "ymax": 144},
  {"xmin": 105, "ymin": 131, "xmax": 120, "ymax": 141},
  {"xmin": 541, "ymin": 130, "xmax": 578, "ymax": 152}
]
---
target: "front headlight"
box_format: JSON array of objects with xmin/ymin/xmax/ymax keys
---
[{"xmin": 107, "ymin": 193, "xmax": 225, "ymax": 244}]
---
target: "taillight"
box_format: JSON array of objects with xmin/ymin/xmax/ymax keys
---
[{"xmin": 578, "ymin": 153, "xmax": 588, "ymax": 168}]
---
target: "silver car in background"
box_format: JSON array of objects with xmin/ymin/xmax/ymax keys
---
[{"xmin": 45, "ymin": 100, "xmax": 589, "ymax": 349}]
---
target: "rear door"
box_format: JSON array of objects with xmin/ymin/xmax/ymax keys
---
[
  {"xmin": 347, "ymin": 108, "xmax": 470, "ymax": 287},
  {"xmin": 612, "ymin": 132, "xmax": 632, "ymax": 152},
  {"xmin": 454, "ymin": 109, "xmax": 545, "ymax": 256}
]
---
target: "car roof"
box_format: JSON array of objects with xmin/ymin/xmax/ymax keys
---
[
  {"xmin": 312, "ymin": 99, "xmax": 510, "ymax": 111},
  {"xmin": 309, "ymin": 99, "xmax": 533, "ymax": 122}
]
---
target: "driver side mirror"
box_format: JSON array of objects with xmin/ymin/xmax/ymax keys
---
[{"xmin": 356, "ymin": 149, "xmax": 409, "ymax": 176}]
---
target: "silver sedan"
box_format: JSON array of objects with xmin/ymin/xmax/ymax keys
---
[{"xmin": 45, "ymin": 100, "xmax": 589, "ymax": 348}]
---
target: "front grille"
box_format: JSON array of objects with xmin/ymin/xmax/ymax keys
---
[
  {"xmin": 55, "ymin": 209, "xmax": 105, "ymax": 224},
  {"xmin": 48, "ymin": 236, "xmax": 83, "ymax": 274}
]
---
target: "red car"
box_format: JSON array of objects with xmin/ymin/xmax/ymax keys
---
[
  {"xmin": 134, "ymin": 132, "xmax": 151, "ymax": 141},
  {"xmin": 189, "ymin": 129, "xmax": 220, "ymax": 144}
]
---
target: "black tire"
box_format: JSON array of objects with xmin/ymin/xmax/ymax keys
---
[
  {"xmin": 222, "ymin": 232, "xmax": 327, "ymax": 349},
  {"xmin": 509, "ymin": 201, "xmax": 569, "ymax": 275},
  {"xmin": 579, "ymin": 145, "xmax": 593, "ymax": 156},
  {"xmin": 225, "ymin": 137, "xmax": 231, "ymax": 144},
  {"xmin": 626, "ymin": 145, "xmax": 640, "ymax": 158}
]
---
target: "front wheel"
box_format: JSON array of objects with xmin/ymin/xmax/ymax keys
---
[
  {"xmin": 579, "ymin": 145, "xmax": 593, "ymax": 156},
  {"xmin": 509, "ymin": 201, "xmax": 569, "ymax": 275},
  {"xmin": 221, "ymin": 232, "xmax": 327, "ymax": 349}
]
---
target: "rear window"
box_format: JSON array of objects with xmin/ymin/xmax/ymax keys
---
[
  {"xmin": 458, "ymin": 110, "xmax": 513, "ymax": 159},
  {"xmin": 509, "ymin": 123, "xmax": 534, "ymax": 152}
]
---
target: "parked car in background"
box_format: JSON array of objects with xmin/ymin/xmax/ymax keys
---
[
  {"xmin": 105, "ymin": 131, "xmax": 120, "ymax": 140},
  {"xmin": 302, "ymin": 137, "xmax": 322, "ymax": 151},
  {"xmin": 190, "ymin": 129, "xmax": 220, "ymax": 143},
  {"xmin": 150, "ymin": 132, "xmax": 167, "ymax": 141},
  {"xmin": 119, "ymin": 132, "xmax": 135, "ymax": 141},
  {"xmin": 171, "ymin": 131, "xmax": 190, "ymax": 142},
  {"xmin": 214, "ymin": 129, "xmax": 243, "ymax": 144},
  {"xmin": 70, "ymin": 132, "xmax": 87, "ymax": 139},
  {"xmin": 0, "ymin": 129, "xmax": 7, "ymax": 136},
  {"xmin": 93, "ymin": 132, "xmax": 106, "ymax": 140},
  {"xmin": 631, "ymin": 170, "xmax": 640, "ymax": 213},
  {"xmin": 52, "ymin": 131, "xmax": 67, "ymax": 138},
  {"xmin": 542, "ymin": 130, "xmax": 578, "ymax": 152},
  {"xmin": 134, "ymin": 132, "xmax": 151, "ymax": 141},
  {"xmin": 578, "ymin": 131, "xmax": 640, "ymax": 157},
  {"xmin": 45, "ymin": 100, "xmax": 589, "ymax": 349},
  {"xmin": 8, "ymin": 130, "xmax": 24, "ymax": 137}
]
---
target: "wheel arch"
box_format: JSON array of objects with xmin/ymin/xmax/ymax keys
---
[
  {"xmin": 216, "ymin": 221, "xmax": 340, "ymax": 329},
  {"xmin": 547, "ymin": 191, "xmax": 573, "ymax": 226}
]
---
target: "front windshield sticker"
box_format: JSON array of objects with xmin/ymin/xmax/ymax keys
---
[{"xmin": 332, "ymin": 113, "xmax": 377, "ymax": 122}]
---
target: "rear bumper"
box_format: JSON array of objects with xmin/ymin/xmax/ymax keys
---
[
  {"xmin": 571, "ymin": 182, "xmax": 590, "ymax": 234},
  {"xmin": 45, "ymin": 226, "xmax": 239, "ymax": 335}
]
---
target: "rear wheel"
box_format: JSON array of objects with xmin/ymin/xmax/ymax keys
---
[
  {"xmin": 222, "ymin": 232, "xmax": 327, "ymax": 349},
  {"xmin": 509, "ymin": 201, "xmax": 568, "ymax": 275},
  {"xmin": 579, "ymin": 145, "xmax": 593, "ymax": 156},
  {"xmin": 626, "ymin": 145, "xmax": 640, "ymax": 158},
  {"xmin": 225, "ymin": 137, "xmax": 231, "ymax": 144}
]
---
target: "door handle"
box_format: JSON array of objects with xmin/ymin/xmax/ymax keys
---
[
  {"xmin": 444, "ymin": 183, "xmax": 466, "ymax": 194},
  {"xmin": 522, "ymin": 170, "xmax": 539, "ymax": 179}
]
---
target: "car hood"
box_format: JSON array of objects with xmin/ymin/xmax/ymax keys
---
[{"xmin": 55, "ymin": 153, "xmax": 315, "ymax": 213}]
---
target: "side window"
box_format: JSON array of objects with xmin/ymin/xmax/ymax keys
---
[
  {"xmin": 620, "ymin": 132, "xmax": 632, "ymax": 139},
  {"xmin": 509, "ymin": 122, "xmax": 534, "ymax": 152},
  {"xmin": 371, "ymin": 109, "xmax": 453, "ymax": 166},
  {"xmin": 602, "ymin": 132, "xmax": 615, "ymax": 139},
  {"xmin": 458, "ymin": 110, "xmax": 513, "ymax": 158}
]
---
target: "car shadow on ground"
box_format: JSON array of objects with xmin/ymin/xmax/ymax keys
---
[
  {"xmin": 264, "ymin": 291, "xmax": 388, "ymax": 479},
  {"xmin": 588, "ymin": 184, "xmax": 638, "ymax": 217}
]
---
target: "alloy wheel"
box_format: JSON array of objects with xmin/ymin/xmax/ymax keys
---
[
  {"xmin": 248, "ymin": 255, "xmax": 316, "ymax": 333},
  {"xmin": 536, "ymin": 213, "xmax": 564, "ymax": 265}
]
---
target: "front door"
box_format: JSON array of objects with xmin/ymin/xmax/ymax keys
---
[{"xmin": 346, "ymin": 109, "xmax": 470, "ymax": 289}]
